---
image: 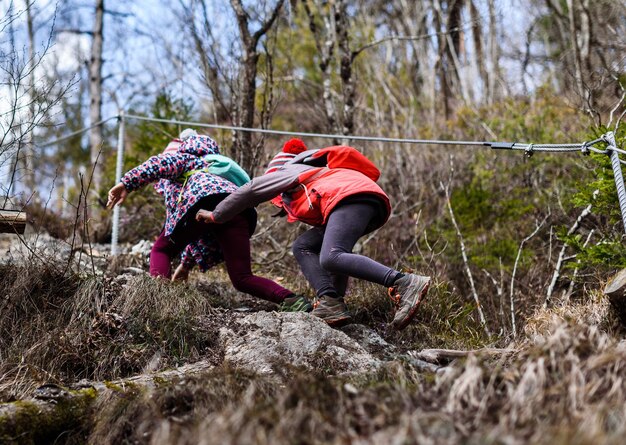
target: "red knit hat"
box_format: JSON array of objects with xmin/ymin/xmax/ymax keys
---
[
  {"xmin": 264, "ymin": 138, "xmax": 309, "ymax": 174},
  {"xmin": 282, "ymin": 138, "xmax": 308, "ymax": 155},
  {"xmin": 264, "ymin": 152, "xmax": 296, "ymax": 175}
]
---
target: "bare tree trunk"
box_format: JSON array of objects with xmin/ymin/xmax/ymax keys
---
[
  {"xmin": 469, "ymin": 0, "xmax": 488, "ymax": 103},
  {"xmin": 445, "ymin": 0, "xmax": 464, "ymax": 100},
  {"xmin": 230, "ymin": 0, "xmax": 285, "ymax": 174},
  {"xmin": 335, "ymin": 0, "xmax": 356, "ymax": 139},
  {"xmin": 432, "ymin": 0, "xmax": 451, "ymax": 119},
  {"xmin": 89, "ymin": 0, "xmax": 104, "ymax": 193},
  {"xmin": 24, "ymin": 0, "xmax": 36, "ymax": 194},
  {"xmin": 487, "ymin": 0, "xmax": 500, "ymax": 104},
  {"xmin": 566, "ymin": 0, "xmax": 585, "ymax": 102},
  {"xmin": 302, "ymin": 0, "xmax": 338, "ymax": 138}
]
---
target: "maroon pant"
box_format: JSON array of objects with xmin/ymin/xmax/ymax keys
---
[{"xmin": 150, "ymin": 213, "xmax": 291, "ymax": 303}]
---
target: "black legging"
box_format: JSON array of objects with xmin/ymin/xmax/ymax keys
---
[{"xmin": 292, "ymin": 201, "xmax": 398, "ymax": 298}]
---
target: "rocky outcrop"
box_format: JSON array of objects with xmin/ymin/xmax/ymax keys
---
[{"xmin": 220, "ymin": 312, "xmax": 382, "ymax": 375}]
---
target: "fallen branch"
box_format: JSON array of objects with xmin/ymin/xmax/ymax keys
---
[{"xmin": 414, "ymin": 348, "xmax": 516, "ymax": 365}]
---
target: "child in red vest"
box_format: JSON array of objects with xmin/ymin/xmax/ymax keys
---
[{"xmin": 196, "ymin": 138, "xmax": 430, "ymax": 330}]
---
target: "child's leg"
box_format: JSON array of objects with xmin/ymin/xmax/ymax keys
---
[
  {"xmin": 150, "ymin": 229, "xmax": 179, "ymax": 278},
  {"xmin": 211, "ymin": 213, "xmax": 293, "ymax": 303},
  {"xmin": 292, "ymin": 227, "xmax": 349, "ymax": 298},
  {"xmin": 319, "ymin": 202, "xmax": 399, "ymax": 287}
]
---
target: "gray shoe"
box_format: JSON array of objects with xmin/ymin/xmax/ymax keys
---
[
  {"xmin": 311, "ymin": 295, "xmax": 352, "ymax": 326},
  {"xmin": 389, "ymin": 274, "xmax": 430, "ymax": 330}
]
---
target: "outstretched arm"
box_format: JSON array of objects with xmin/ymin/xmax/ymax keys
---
[
  {"xmin": 198, "ymin": 167, "xmax": 304, "ymax": 224},
  {"xmin": 121, "ymin": 153, "xmax": 193, "ymax": 192}
]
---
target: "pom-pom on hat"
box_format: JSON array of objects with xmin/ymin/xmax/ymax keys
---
[
  {"xmin": 179, "ymin": 128, "xmax": 198, "ymax": 141},
  {"xmin": 163, "ymin": 139, "xmax": 182, "ymax": 154},
  {"xmin": 282, "ymin": 138, "xmax": 308, "ymax": 155}
]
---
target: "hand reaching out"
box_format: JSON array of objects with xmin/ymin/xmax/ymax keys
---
[{"xmin": 107, "ymin": 183, "xmax": 129, "ymax": 209}]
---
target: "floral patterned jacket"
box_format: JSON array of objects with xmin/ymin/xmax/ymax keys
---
[{"xmin": 121, "ymin": 135, "xmax": 239, "ymax": 271}]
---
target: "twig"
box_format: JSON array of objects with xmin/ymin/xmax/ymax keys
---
[
  {"xmin": 562, "ymin": 229, "xmax": 594, "ymax": 303},
  {"xmin": 440, "ymin": 179, "xmax": 490, "ymax": 337},
  {"xmin": 545, "ymin": 194, "xmax": 595, "ymax": 307},
  {"xmin": 510, "ymin": 213, "xmax": 549, "ymax": 338}
]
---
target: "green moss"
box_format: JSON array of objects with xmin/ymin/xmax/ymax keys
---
[
  {"xmin": 103, "ymin": 381, "xmax": 124, "ymax": 392},
  {"xmin": 0, "ymin": 388, "xmax": 97, "ymax": 444},
  {"xmin": 151, "ymin": 376, "xmax": 169, "ymax": 388}
]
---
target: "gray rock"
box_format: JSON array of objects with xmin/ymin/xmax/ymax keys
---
[
  {"xmin": 340, "ymin": 323, "xmax": 396, "ymax": 358},
  {"xmin": 130, "ymin": 239, "xmax": 152, "ymax": 257},
  {"xmin": 219, "ymin": 311, "xmax": 382, "ymax": 376}
]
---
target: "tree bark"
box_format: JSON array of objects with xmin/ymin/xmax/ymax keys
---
[
  {"xmin": 487, "ymin": 0, "xmax": 501, "ymax": 104},
  {"xmin": 88, "ymin": 0, "xmax": 104, "ymax": 193},
  {"xmin": 230, "ymin": 0, "xmax": 285, "ymax": 175},
  {"xmin": 567, "ymin": 0, "xmax": 585, "ymax": 102},
  {"xmin": 469, "ymin": 0, "xmax": 488, "ymax": 103},
  {"xmin": 432, "ymin": 0, "xmax": 451, "ymax": 119},
  {"xmin": 335, "ymin": 0, "xmax": 355, "ymax": 139},
  {"xmin": 302, "ymin": 0, "xmax": 338, "ymax": 139},
  {"xmin": 24, "ymin": 0, "xmax": 36, "ymax": 193}
]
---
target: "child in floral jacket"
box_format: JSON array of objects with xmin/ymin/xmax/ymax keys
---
[{"xmin": 107, "ymin": 131, "xmax": 310, "ymax": 311}]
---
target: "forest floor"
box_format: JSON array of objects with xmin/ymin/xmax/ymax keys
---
[{"xmin": 1, "ymin": 232, "xmax": 626, "ymax": 444}]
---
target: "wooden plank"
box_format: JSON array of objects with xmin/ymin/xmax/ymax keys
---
[{"xmin": 0, "ymin": 210, "xmax": 27, "ymax": 234}]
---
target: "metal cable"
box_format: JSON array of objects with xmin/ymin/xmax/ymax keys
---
[
  {"xmin": 35, "ymin": 116, "xmax": 118, "ymax": 147},
  {"xmin": 33, "ymin": 113, "xmax": 618, "ymax": 156},
  {"xmin": 123, "ymin": 113, "xmax": 618, "ymax": 155},
  {"xmin": 123, "ymin": 113, "xmax": 489, "ymax": 146},
  {"xmin": 605, "ymin": 131, "xmax": 626, "ymax": 232}
]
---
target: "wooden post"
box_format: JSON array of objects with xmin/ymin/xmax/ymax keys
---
[
  {"xmin": 604, "ymin": 268, "xmax": 626, "ymax": 325},
  {"xmin": 0, "ymin": 210, "xmax": 27, "ymax": 234}
]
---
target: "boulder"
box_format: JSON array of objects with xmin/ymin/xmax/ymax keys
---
[{"xmin": 219, "ymin": 311, "xmax": 382, "ymax": 376}]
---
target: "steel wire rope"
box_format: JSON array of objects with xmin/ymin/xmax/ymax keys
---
[
  {"xmin": 122, "ymin": 113, "xmax": 615, "ymax": 154},
  {"xmin": 33, "ymin": 116, "xmax": 118, "ymax": 148}
]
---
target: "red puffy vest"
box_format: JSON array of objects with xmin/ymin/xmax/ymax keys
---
[{"xmin": 275, "ymin": 146, "xmax": 391, "ymax": 226}]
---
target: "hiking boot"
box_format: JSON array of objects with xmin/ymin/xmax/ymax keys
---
[
  {"xmin": 311, "ymin": 295, "xmax": 352, "ymax": 326},
  {"xmin": 388, "ymin": 274, "xmax": 431, "ymax": 330},
  {"xmin": 279, "ymin": 294, "xmax": 312, "ymax": 312}
]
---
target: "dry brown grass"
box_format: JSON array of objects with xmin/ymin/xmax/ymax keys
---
[
  {"xmin": 81, "ymin": 307, "xmax": 626, "ymax": 445},
  {"xmin": 3, "ymin": 257, "xmax": 626, "ymax": 444},
  {"xmin": 0, "ymin": 264, "xmax": 229, "ymax": 401}
]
